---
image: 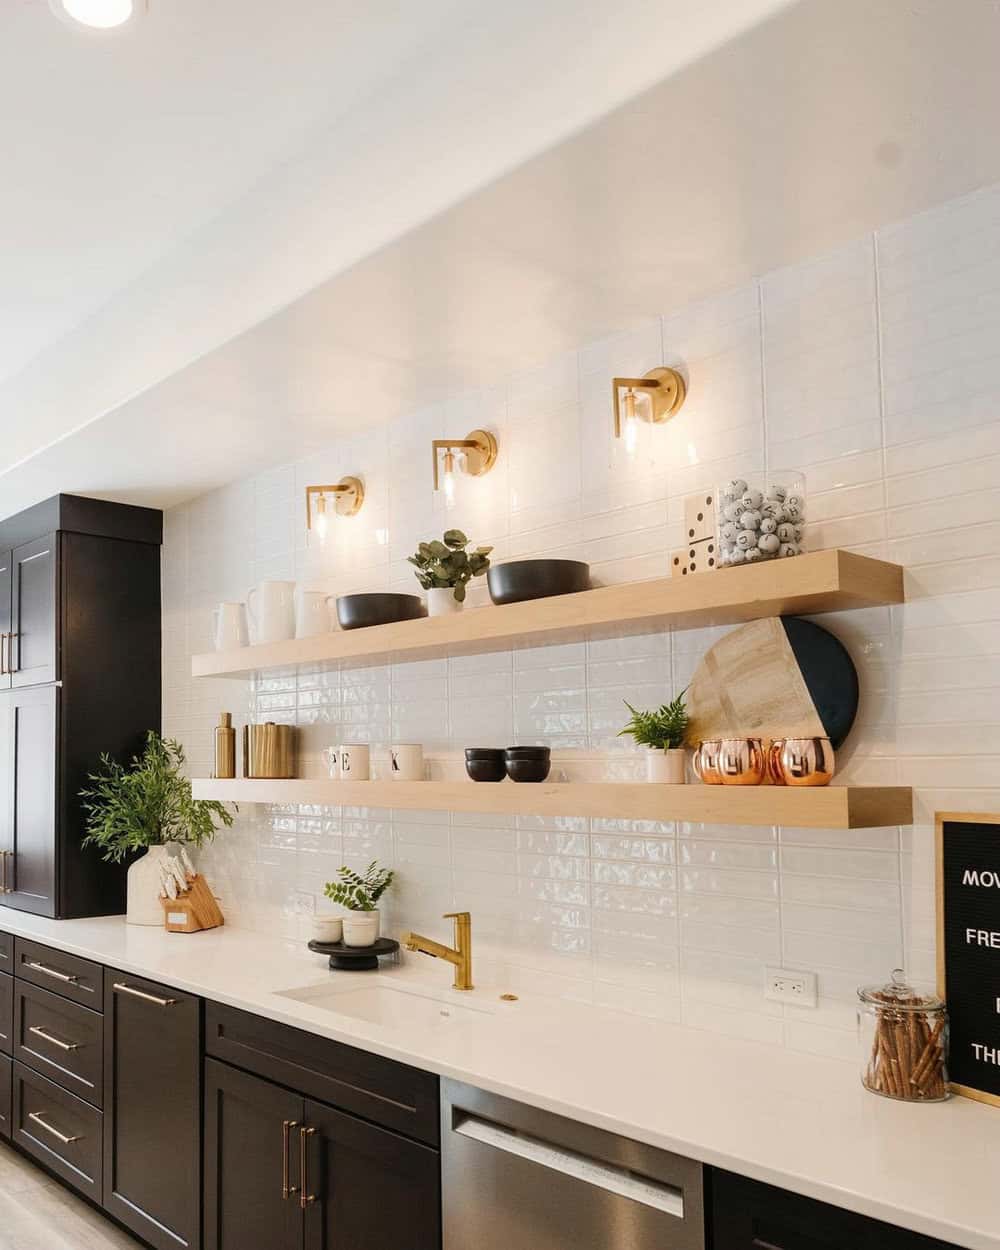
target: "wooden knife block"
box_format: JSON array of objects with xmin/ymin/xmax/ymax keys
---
[{"xmin": 161, "ymin": 873, "xmax": 224, "ymax": 933}]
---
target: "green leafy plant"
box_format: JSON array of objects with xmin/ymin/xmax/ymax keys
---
[
  {"xmin": 618, "ymin": 691, "xmax": 689, "ymax": 751},
  {"xmin": 408, "ymin": 529, "xmax": 492, "ymax": 603},
  {"xmin": 324, "ymin": 861, "xmax": 395, "ymax": 913},
  {"xmin": 80, "ymin": 731, "xmax": 235, "ymax": 864}
]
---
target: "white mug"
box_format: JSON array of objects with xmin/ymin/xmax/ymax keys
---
[
  {"xmin": 321, "ymin": 746, "xmax": 340, "ymax": 779},
  {"xmin": 246, "ymin": 580, "xmax": 296, "ymax": 645},
  {"xmin": 212, "ymin": 602, "xmax": 248, "ymax": 651},
  {"xmin": 390, "ymin": 744, "xmax": 424, "ymax": 781},
  {"xmin": 295, "ymin": 589, "xmax": 334, "ymax": 639},
  {"xmin": 339, "ymin": 744, "xmax": 370, "ymax": 781}
]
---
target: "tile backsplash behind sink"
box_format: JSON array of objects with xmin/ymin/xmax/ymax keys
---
[{"xmin": 164, "ymin": 178, "xmax": 1000, "ymax": 1061}]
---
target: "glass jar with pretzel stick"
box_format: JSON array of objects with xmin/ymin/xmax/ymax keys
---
[{"xmin": 858, "ymin": 969, "xmax": 949, "ymax": 1102}]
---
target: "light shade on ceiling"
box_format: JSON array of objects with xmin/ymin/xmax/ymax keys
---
[{"xmin": 52, "ymin": 0, "xmax": 140, "ymax": 29}]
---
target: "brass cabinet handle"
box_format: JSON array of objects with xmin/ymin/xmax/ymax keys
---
[
  {"xmin": 299, "ymin": 1126, "xmax": 316, "ymax": 1209},
  {"xmin": 8, "ymin": 631, "xmax": 18, "ymax": 674},
  {"xmin": 28, "ymin": 1025, "xmax": 80, "ymax": 1052},
  {"xmin": 0, "ymin": 632, "xmax": 6, "ymax": 675},
  {"xmin": 112, "ymin": 982, "xmax": 177, "ymax": 1007},
  {"xmin": 28, "ymin": 1111, "xmax": 81, "ymax": 1145},
  {"xmin": 26, "ymin": 961, "xmax": 78, "ymax": 984},
  {"xmin": 0, "ymin": 850, "xmax": 7, "ymax": 894},
  {"xmin": 282, "ymin": 1119, "xmax": 299, "ymax": 1199}
]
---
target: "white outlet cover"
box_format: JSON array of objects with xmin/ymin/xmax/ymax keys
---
[{"xmin": 764, "ymin": 966, "xmax": 817, "ymax": 1008}]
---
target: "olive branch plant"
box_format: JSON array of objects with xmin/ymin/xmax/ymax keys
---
[{"xmin": 408, "ymin": 529, "xmax": 492, "ymax": 603}]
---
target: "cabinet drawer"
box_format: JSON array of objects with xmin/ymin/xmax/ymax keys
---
[
  {"xmin": 13, "ymin": 1061, "xmax": 102, "ymax": 1202},
  {"xmin": 14, "ymin": 938, "xmax": 103, "ymax": 1010},
  {"xmin": 0, "ymin": 931, "xmax": 11, "ymax": 970},
  {"xmin": 206, "ymin": 1002, "xmax": 439, "ymax": 1147},
  {"xmin": 0, "ymin": 1052, "xmax": 10, "ymax": 1139},
  {"xmin": 0, "ymin": 972, "xmax": 11, "ymax": 1054},
  {"xmin": 14, "ymin": 979, "xmax": 103, "ymax": 1106}
]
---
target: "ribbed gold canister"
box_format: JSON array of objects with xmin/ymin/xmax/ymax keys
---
[{"xmin": 242, "ymin": 722, "xmax": 296, "ymax": 778}]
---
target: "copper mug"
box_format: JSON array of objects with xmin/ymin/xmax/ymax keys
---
[
  {"xmin": 768, "ymin": 737, "xmax": 835, "ymax": 786},
  {"xmin": 694, "ymin": 738, "xmax": 765, "ymax": 785}
]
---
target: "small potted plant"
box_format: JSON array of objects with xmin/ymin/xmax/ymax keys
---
[
  {"xmin": 80, "ymin": 731, "xmax": 235, "ymax": 926},
  {"xmin": 408, "ymin": 529, "xmax": 492, "ymax": 615},
  {"xmin": 618, "ymin": 692, "xmax": 690, "ymax": 783},
  {"xmin": 324, "ymin": 860, "xmax": 395, "ymax": 947}
]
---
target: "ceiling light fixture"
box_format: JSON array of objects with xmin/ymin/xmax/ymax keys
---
[{"xmin": 50, "ymin": 0, "xmax": 144, "ymax": 30}]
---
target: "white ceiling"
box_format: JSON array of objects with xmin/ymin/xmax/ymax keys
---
[{"xmin": 3, "ymin": 0, "xmax": 999, "ymax": 514}]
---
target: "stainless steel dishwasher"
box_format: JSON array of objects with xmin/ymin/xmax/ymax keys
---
[{"xmin": 441, "ymin": 1079, "xmax": 705, "ymax": 1250}]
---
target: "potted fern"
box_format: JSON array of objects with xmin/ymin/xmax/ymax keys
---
[
  {"xmin": 80, "ymin": 732, "xmax": 235, "ymax": 926},
  {"xmin": 324, "ymin": 860, "xmax": 395, "ymax": 947},
  {"xmin": 618, "ymin": 692, "xmax": 690, "ymax": 784},
  {"xmin": 408, "ymin": 529, "xmax": 492, "ymax": 615}
]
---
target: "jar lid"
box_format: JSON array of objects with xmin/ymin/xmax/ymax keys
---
[{"xmin": 857, "ymin": 968, "xmax": 944, "ymax": 1011}]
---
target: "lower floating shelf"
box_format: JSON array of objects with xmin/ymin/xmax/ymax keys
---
[{"xmin": 192, "ymin": 778, "xmax": 912, "ymax": 830}]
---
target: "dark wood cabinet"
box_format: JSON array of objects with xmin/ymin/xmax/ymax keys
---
[
  {"xmin": 0, "ymin": 495, "xmax": 161, "ymax": 919},
  {"xmin": 13, "ymin": 1060, "xmax": 103, "ymax": 1201},
  {"xmin": 0, "ymin": 1051, "xmax": 10, "ymax": 1139},
  {"xmin": 103, "ymin": 970, "xmax": 201, "ymax": 1250},
  {"xmin": 303, "ymin": 1096, "xmax": 440, "ymax": 1250},
  {"xmin": 0, "ymin": 971, "xmax": 10, "ymax": 1054},
  {"xmin": 709, "ymin": 1169, "xmax": 960, "ymax": 1250}
]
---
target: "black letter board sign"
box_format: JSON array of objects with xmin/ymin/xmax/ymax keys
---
[{"xmin": 937, "ymin": 813, "xmax": 1000, "ymax": 1106}]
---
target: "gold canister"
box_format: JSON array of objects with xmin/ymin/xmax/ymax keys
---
[
  {"xmin": 717, "ymin": 737, "xmax": 766, "ymax": 785},
  {"xmin": 768, "ymin": 737, "xmax": 835, "ymax": 786},
  {"xmin": 213, "ymin": 712, "xmax": 236, "ymax": 779},
  {"xmin": 692, "ymin": 739, "xmax": 723, "ymax": 785},
  {"xmin": 243, "ymin": 722, "xmax": 296, "ymax": 778}
]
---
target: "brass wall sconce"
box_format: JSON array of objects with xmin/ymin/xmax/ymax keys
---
[
  {"xmin": 305, "ymin": 477, "xmax": 365, "ymax": 542},
  {"xmin": 431, "ymin": 429, "xmax": 498, "ymax": 507},
  {"xmin": 612, "ymin": 367, "xmax": 687, "ymax": 440}
]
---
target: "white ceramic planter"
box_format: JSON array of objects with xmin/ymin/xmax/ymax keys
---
[
  {"xmin": 342, "ymin": 909, "xmax": 380, "ymax": 948},
  {"xmin": 126, "ymin": 844, "xmax": 175, "ymax": 926},
  {"xmin": 646, "ymin": 749, "xmax": 687, "ymax": 784},
  {"xmin": 426, "ymin": 587, "xmax": 463, "ymax": 617}
]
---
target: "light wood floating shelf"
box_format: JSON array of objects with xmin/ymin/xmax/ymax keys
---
[
  {"xmin": 191, "ymin": 550, "xmax": 903, "ymax": 679},
  {"xmin": 192, "ymin": 778, "xmax": 913, "ymax": 830}
]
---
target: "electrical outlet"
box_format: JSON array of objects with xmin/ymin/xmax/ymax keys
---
[{"xmin": 764, "ymin": 967, "xmax": 817, "ymax": 1007}]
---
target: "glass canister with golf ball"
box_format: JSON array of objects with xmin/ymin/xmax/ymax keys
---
[{"xmin": 716, "ymin": 472, "xmax": 806, "ymax": 567}]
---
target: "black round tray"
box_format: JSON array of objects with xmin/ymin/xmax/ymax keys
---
[{"xmin": 307, "ymin": 937, "xmax": 399, "ymax": 971}]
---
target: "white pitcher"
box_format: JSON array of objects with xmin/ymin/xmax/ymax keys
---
[
  {"xmin": 246, "ymin": 580, "xmax": 296, "ymax": 644},
  {"xmin": 212, "ymin": 602, "xmax": 248, "ymax": 651},
  {"xmin": 295, "ymin": 589, "xmax": 334, "ymax": 639}
]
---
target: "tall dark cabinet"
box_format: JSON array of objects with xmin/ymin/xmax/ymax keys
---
[{"xmin": 0, "ymin": 495, "xmax": 161, "ymax": 920}]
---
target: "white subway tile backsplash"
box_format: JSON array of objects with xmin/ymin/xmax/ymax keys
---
[{"xmin": 165, "ymin": 178, "xmax": 1000, "ymax": 1049}]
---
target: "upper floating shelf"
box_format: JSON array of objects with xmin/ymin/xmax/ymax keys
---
[{"xmin": 191, "ymin": 550, "xmax": 903, "ymax": 680}]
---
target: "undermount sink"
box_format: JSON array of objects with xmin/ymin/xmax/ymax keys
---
[{"xmin": 276, "ymin": 979, "xmax": 498, "ymax": 1030}]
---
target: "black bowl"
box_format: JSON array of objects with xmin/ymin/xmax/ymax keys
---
[
  {"xmin": 504, "ymin": 745, "xmax": 551, "ymax": 758},
  {"xmin": 487, "ymin": 559, "xmax": 591, "ymax": 606},
  {"xmin": 505, "ymin": 758, "xmax": 551, "ymax": 783},
  {"xmin": 465, "ymin": 749, "xmax": 506, "ymax": 783},
  {"xmin": 336, "ymin": 593, "xmax": 426, "ymax": 631}
]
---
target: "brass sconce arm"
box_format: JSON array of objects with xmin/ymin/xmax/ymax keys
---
[
  {"xmin": 305, "ymin": 477, "xmax": 365, "ymax": 528},
  {"xmin": 612, "ymin": 366, "xmax": 687, "ymax": 438},
  {"xmin": 431, "ymin": 429, "xmax": 498, "ymax": 490}
]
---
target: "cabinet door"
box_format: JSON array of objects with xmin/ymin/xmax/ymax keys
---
[
  {"xmin": 3, "ymin": 686, "xmax": 57, "ymax": 917},
  {"xmin": 0, "ymin": 549, "xmax": 12, "ymax": 692},
  {"xmin": 205, "ymin": 1058, "xmax": 304, "ymax": 1250},
  {"xmin": 11, "ymin": 534, "xmax": 57, "ymax": 689},
  {"xmin": 303, "ymin": 1097, "xmax": 441, "ymax": 1250},
  {"xmin": 104, "ymin": 972, "xmax": 201, "ymax": 1250},
  {"xmin": 0, "ymin": 1052, "xmax": 10, "ymax": 1140}
]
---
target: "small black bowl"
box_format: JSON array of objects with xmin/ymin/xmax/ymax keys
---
[
  {"xmin": 465, "ymin": 748, "xmax": 505, "ymax": 783},
  {"xmin": 504, "ymin": 745, "xmax": 551, "ymax": 758},
  {"xmin": 487, "ymin": 559, "xmax": 591, "ymax": 606},
  {"xmin": 336, "ymin": 593, "xmax": 426, "ymax": 631},
  {"xmin": 505, "ymin": 757, "xmax": 551, "ymax": 783}
]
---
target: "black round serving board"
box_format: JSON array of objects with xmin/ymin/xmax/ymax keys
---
[{"xmin": 308, "ymin": 937, "xmax": 399, "ymax": 972}]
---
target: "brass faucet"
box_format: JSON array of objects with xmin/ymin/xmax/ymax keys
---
[{"xmin": 402, "ymin": 912, "xmax": 473, "ymax": 991}]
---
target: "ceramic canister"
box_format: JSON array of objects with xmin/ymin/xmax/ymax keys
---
[
  {"xmin": 390, "ymin": 744, "xmax": 424, "ymax": 781},
  {"xmin": 768, "ymin": 737, "xmax": 835, "ymax": 786},
  {"xmin": 339, "ymin": 744, "xmax": 371, "ymax": 781}
]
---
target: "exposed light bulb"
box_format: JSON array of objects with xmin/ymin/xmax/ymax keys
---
[
  {"xmin": 623, "ymin": 388, "xmax": 640, "ymax": 457},
  {"xmin": 441, "ymin": 450, "xmax": 457, "ymax": 510},
  {"xmin": 313, "ymin": 493, "xmax": 330, "ymax": 546},
  {"xmin": 55, "ymin": 0, "xmax": 137, "ymax": 28}
]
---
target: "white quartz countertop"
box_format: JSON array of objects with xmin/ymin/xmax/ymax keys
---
[{"xmin": 2, "ymin": 910, "xmax": 996, "ymax": 1249}]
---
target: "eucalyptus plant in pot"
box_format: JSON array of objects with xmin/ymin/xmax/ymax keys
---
[
  {"xmin": 619, "ymin": 692, "xmax": 690, "ymax": 783},
  {"xmin": 408, "ymin": 529, "xmax": 492, "ymax": 615},
  {"xmin": 80, "ymin": 731, "xmax": 235, "ymax": 926},
  {"xmin": 324, "ymin": 860, "xmax": 395, "ymax": 947}
]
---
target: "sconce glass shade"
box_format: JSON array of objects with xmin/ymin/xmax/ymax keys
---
[
  {"xmin": 432, "ymin": 430, "xmax": 498, "ymax": 505},
  {"xmin": 305, "ymin": 477, "xmax": 365, "ymax": 544},
  {"xmin": 612, "ymin": 367, "xmax": 686, "ymax": 447}
]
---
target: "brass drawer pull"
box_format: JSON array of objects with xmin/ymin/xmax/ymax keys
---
[
  {"xmin": 0, "ymin": 632, "xmax": 6, "ymax": 676},
  {"xmin": 26, "ymin": 961, "xmax": 78, "ymax": 985},
  {"xmin": 112, "ymin": 982, "xmax": 177, "ymax": 1007},
  {"xmin": 28, "ymin": 1025, "xmax": 80, "ymax": 1052},
  {"xmin": 282, "ymin": 1119, "xmax": 299, "ymax": 1199},
  {"xmin": 299, "ymin": 1126, "xmax": 316, "ymax": 1209},
  {"xmin": 8, "ymin": 631, "xmax": 18, "ymax": 674},
  {"xmin": 28, "ymin": 1111, "xmax": 81, "ymax": 1145},
  {"xmin": 0, "ymin": 850, "xmax": 9, "ymax": 894}
]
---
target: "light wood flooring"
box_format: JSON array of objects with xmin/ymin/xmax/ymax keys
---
[{"xmin": 0, "ymin": 1144, "xmax": 142, "ymax": 1249}]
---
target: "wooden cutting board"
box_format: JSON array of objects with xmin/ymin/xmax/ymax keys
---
[{"xmin": 686, "ymin": 616, "xmax": 858, "ymax": 747}]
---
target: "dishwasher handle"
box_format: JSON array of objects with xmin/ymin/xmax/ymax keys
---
[{"xmin": 453, "ymin": 1112, "xmax": 685, "ymax": 1219}]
